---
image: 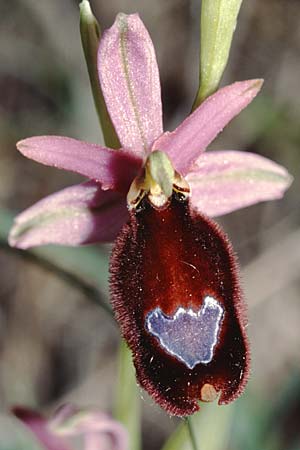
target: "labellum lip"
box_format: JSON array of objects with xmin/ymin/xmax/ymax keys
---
[{"xmin": 110, "ymin": 153, "xmax": 249, "ymax": 417}]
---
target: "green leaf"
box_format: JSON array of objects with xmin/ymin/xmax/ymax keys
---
[
  {"xmin": 0, "ymin": 208, "xmax": 14, "ymax": 240},
  {"xmin": 34, "ymin": 245, "xmax": 110, "ymax": 292},
  {"xmin": 161, "ymin": 402, "xmax": 235, "ymax": 450},
  {"xmin": 114, "ymin": 340, "xmax": 141, "ymax": 450},
  {"xmin": 193, "ymin": 0, "xmax": 243, "ymax": 109},
  {"xmin": 79, "ymin": 0, "xmax": 120, "ymax": 149}
]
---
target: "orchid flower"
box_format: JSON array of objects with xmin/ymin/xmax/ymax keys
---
[
  {"xmin": 13, "ymin": 403, "xmax": 128, "ymax": 450},
  {"xmin": 8, "ymin": 13, "xmax": 292, "ymax": 417},
  {"xmin": 8, "ymin": 14, "xmax": 291, "ymax": 249}
]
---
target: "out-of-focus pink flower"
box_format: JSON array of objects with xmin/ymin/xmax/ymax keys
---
[
  {"xmin": 13, "ymin": 403, "xmax": 128, "ymax": 450},
  {"xmin": 9, "ymin": 14, "xmax": 292, "ymax": 249}
]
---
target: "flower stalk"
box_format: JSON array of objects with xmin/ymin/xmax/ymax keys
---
[
  {"xmin": 186, "ymin": 417, "xmax": 199, "ymax": 450},
  {"xmin": 79, "ymin": 0, "xmax": 120, "ymax": 148},
  {"xmin": 114, "ymin": 341, "xmax": 141, "ymax": 450}
]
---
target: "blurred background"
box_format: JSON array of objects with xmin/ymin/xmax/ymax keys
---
[{"xmin": 0, "ymin": 0, "xmax": 299, "ymax": 449}]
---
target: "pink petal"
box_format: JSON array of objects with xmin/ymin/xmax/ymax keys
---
[
  {"xmin": 187, "ymin": 150, "xmax": 293, "ymax": 217},
  {"xmin": 17, "ymin": 136, "xmax": 142, "ymax": 192},
  {"xmin": 98, "ymin": 13, "xmax": 163, "ymax": 155},
  {"xmin": 13, "ymin": 407, "xmax": 71, "ymax": 450},
  {"xmin": 50, "ymin": 405, "xmax": 128, "ymax": 450},
  {"xmin": 9, "ymin": 181, "xmax": 127, "ymax": 248},
  {"xmin": 13, "ymin": 404, "xmax": 128, "ymax": 450},
  {"xmin": 152, "ymin": 79, "xmax": 263, "ymax": 174}
]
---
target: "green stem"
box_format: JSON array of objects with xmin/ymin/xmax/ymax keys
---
[
  {"xmin": 186, "ymin": 416, "xmax": 200, "ymax": 450},
  {"xmin": 114, "ymin": 340, "xmax": 141, "ymax": 450},
  {"xmin": 193, "ymin": 0, "xmax": 243, "ymax": 110},
  {"xmin": 79, "ymin": 0, "xmax": 120, "ymax": 148},
  {"xmin": 0, "ymin": 239, "xmax": 113, "ymax": 318}
]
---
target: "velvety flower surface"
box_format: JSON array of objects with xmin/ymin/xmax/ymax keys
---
[
  {"xmin": 13, "ymin": 403, "xmax": 128, "ymax": 450},
  {"xmin": 9, "ymin": 14, "xmax": 291, "ymax": 248},
  {"xmin": 110, "ymin": 179, "xmax": 249, "ymax": 415}
]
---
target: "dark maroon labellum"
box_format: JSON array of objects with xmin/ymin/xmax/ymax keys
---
[{"xmin": 110, "ymin": 193, "xmax": 249, "ymax": 416}]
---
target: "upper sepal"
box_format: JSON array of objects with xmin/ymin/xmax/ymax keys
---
[
  {"xmin": 110, "ymin": 194, "xmax": 250, "ymax": 416},
  {"xmin": 98, "ymin": 13, "xmax": 163, "ymax": 154}
]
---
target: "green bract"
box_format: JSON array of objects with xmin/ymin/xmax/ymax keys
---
[{"xmin": 194, "ymin": 0, "xmax": 243, "ymax": 108}]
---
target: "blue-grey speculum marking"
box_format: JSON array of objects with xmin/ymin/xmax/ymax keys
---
[{"xmin": 145, "ymin": 296, "xmax": 224, "ymax": 369}]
